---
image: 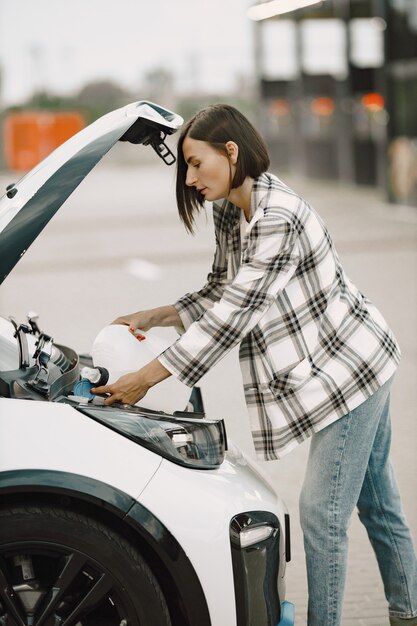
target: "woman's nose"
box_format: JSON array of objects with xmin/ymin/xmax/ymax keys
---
[{"xmin": 186, "ymin": 167, "xmax": 197, "ymax": 187}]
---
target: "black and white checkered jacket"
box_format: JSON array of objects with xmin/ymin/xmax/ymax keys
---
[{"xmin": 158, "ymin": 173, "xmax": 400, "ymax": 460}]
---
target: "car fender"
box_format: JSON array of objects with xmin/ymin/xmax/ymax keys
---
[
  {"xmin": 0, "ymin": 397, "xmax": 162, "ymax": 498},
  {"xmin": 138, "ymin": 449, "xmax": 289, "ymax": 626}
]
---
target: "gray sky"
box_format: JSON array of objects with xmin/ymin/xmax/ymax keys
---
[{"xmin": 0, "ymin": 0, "xmax": 254, "ymax": 106}]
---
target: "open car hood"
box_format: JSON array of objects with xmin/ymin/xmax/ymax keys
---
[{"xmin": 0, "ymin": 101, "xmax": 183, "ymax": 285}]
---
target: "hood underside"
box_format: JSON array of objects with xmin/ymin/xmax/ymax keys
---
[{"xmin": 0, "ymin": 101, "xmax": 183, "ymax": 285}]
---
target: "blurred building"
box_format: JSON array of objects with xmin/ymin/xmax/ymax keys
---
[
  {"xmin": 3, "ymin": 111, "xmax": 85, "ymax": 171},
  {"xmin": 254, "ymin": 0, "xmax": 417, "ymax": 207}
]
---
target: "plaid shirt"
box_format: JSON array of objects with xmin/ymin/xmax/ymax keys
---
[{"xmin": 158, "ymin": 173, "xmax": 400, "ymax": 460}]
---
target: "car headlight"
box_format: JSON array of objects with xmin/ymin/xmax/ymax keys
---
[{"xmin": 77, "ymin": 405, "xmax": 227, "ymax": 469}]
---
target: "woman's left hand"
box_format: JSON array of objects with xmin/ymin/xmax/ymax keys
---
[
  {"xmin": 91, "ymin": 371, "xmax": 150, "ymax": 406},
  {"xmin": 91, "ymin": 358, "xmax": 171, "ymax": 406}
]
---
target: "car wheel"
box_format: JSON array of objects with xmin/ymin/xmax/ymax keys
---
[{"xmin": 0, "ymin": 504, "xmax": 171, "ymax": 626}]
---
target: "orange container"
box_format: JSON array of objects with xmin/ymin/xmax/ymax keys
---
[{"xmin": 3, "ymin": 111, "xmax": 85, "ymax": 171}]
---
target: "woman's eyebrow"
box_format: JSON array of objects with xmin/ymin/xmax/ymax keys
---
[{"xmin": 186, "ymin": 155, "xmax": 197, "ymax": 164}]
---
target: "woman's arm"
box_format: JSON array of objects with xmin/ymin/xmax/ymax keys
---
[
  {"xmin": 112, "ymin": 305, "xmax": 184, "ymax": 333},
  {"xmin": 114, "ymin": 203, "xmax": 229, "ymax": 336},
  {"xmin": 158, "ymin": 215, "xmax": 300, "ymax": 388},
  {"xmin": 96, "ymin": 205, "xmax": 229, "ymax": 405},
  {"xmin": 173, "ymin": 203, "xmax": 229, "ymax": 330}
]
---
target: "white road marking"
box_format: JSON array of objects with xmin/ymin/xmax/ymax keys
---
[{"xmin": 124, "ymin": 258, "xmax": 162, "ymax": 281}]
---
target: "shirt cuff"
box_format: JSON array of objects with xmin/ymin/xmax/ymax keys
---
[
  {"xmin": 157, "ymin": 339, "xmax": 208, "ymax": 388},
  {"xmin": 172, "ymin": 299, "xmax": 197, "ymax": 331},
  {"xmin": 156, "ymin": 352, "xmax": 192, "ymax": 388}
]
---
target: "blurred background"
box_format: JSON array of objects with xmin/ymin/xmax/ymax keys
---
[{"xmin": 0, "ymin": 0, "xmax": 416, "ymax": 205}]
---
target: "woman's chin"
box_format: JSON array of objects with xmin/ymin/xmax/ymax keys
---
[{"xmin": 203, "ymin": 190, "xmax": 225, "ymax": 202}]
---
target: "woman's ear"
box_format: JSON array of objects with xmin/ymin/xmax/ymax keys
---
[{"xmin": 225, "ymin": 141, "xmax": 239, "ymax": 165}]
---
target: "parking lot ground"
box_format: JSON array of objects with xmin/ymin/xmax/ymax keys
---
[{"xmin": 1, "ymin": 157, "xmax": 416, "ymax": 625}]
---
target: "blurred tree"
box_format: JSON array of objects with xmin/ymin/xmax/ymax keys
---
[
  {"xmin": 141, "ymin": 67, "xmax": 176, "ymax": 108},
  {"xmin": 175, "ymin": 93, "xmax": 257, "ymax": 125},
  {"xmin": 77, "ymin": 79, "xmax": 130, "ymax": 109},
  {"xmin": 20, "ymin": 90, "xmax": 79, "ymax": 111},
  {"xmin": 3, "ymin": 79, "xmax": 133, "ymax": 124}
]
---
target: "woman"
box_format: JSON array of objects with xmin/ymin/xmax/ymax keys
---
[{"xmin": 92, "ymin": 104, "xmax": 417, "ymax": 625}]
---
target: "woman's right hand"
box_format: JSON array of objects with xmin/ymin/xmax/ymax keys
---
[
  {"xmin": 112, "ymin": 305, "xmax": 184, "ymax": 336},
  {"xmin": 111, "ymin": 310, "xmax": 156, "ymax": 334}
]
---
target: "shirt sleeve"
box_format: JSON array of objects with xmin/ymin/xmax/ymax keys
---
[{"xmin": 158, "ymin": 214, "xmax": 300, "ymax": 387}]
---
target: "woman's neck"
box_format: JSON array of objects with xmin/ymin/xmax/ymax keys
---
[{"xmin": 228, "ymin": 177, "xmax": 254, "ymax": 221}]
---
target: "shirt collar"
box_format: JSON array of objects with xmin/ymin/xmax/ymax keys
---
[{"xmin": 249, "ymin": 172, "xmax": 273, "ymax": 220}]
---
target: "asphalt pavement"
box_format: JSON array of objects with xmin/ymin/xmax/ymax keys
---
[{"xmin": 1, "ymin": 150, "xmax": 416, "ymax": 625}]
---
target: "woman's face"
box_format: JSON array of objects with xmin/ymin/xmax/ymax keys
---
[{"xmin": 182, "ymin": 136, "xmax": 236, "ymax": 202}]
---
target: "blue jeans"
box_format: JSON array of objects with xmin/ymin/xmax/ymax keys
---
[{"xmin": 299, "ymin": 377, "xmax": 417, "ymax": 625}]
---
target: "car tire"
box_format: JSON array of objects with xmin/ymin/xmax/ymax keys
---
[{"xmin": 0, "ymin": 504, "xmax": 172, "ymax": 626}]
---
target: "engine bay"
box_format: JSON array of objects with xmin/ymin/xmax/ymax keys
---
[
  {"xmin": 0, "ymin": 313, "xmax": 83, "ymax": 402},
  {"xmin": 0, "ymin": 313, "xmax": 206, "ymax": 416}
]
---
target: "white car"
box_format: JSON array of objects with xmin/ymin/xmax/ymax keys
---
[{"xmin": 0, "ymin": 101, "xmax": 295, "ymax": 626}]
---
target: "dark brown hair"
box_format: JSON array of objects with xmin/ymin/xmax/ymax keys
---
[{"xmin": 176, "ymin": 104, "xmax": 270, "ymax": 233}]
